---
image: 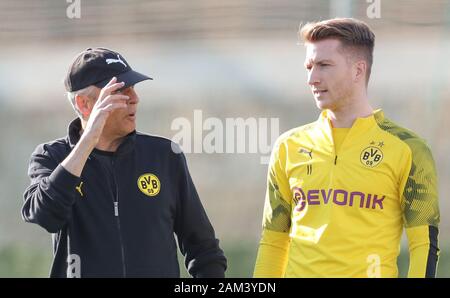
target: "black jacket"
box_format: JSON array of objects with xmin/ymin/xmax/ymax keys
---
[{"xmin": 22, "ymin": 118, "xmax": 227, "ymax": 278}]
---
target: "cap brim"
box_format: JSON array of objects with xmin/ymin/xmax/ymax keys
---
[{"xmin": 94, "ymin": 70, "xmax": 153, "ymax": 90}]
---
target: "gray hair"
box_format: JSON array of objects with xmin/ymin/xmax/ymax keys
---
[{"xmin": 66, "ymin": 85, "xmax": 98, "ymax": 119}]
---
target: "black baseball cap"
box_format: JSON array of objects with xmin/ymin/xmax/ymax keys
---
[{"xmin": 64, "ymin": 47, "xmax": 152, "ymax": 92}]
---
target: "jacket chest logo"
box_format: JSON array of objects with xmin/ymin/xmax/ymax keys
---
[
  {"xmin": 360, "ymin": 142, "xmax": 384, "ymax": 168},
  {"xmin": 298, "ymin": 147, "xmax": 313, "ymax": 175},
  {"xmin": 75, "ymin": 181, "xmax": 84, "ymax": 197},
  {"xmin": 299, "ymin": 147, "xmax": 313, "ymax": 159},
  {"xmin": 137, "ymin": 173, "xmax": 161, "ymax": 197}
]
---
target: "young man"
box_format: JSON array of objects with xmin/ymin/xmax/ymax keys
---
[
  {"xmin": 254, "ymin": 18, "xmax": 439, "ymax": 278},
  {"xmin": 22, "ymin": 47, "xmax": 227, "ymax": 278}
]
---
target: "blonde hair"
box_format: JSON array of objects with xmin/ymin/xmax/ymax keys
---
[{"xmin": 299, "ymin": 18, "xmax": 375, "ymax": 84}]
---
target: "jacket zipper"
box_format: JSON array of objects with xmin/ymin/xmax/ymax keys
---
[{"xmin": 111, "ymin": 157, "xmax": 127, "ymax": 277}]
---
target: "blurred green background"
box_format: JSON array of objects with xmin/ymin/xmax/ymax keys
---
[{"xmin": 0, "ymin": 0, "xmax": 449, "ymax": 277}]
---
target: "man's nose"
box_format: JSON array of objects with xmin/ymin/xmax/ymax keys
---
[
  {"xmin": 307, "ymin": 68, "xmax": 320, "ymax": 86},
  {"xmin": 127, "ymin": 89, "xmax": 139, "ymax": 104}
]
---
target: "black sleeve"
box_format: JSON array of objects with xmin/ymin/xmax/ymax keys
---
[
  {"xmin": 172, "ymin": 150, "xmax": 227, "ymax": 278},
  {"xmin": 22, "ymin": 144, "xmax": 81, "ymax": 233}
]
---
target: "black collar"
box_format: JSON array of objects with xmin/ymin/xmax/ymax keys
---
[{"xmin": 67, "ymin": 118, "xmax": 136, "ymax": 156}]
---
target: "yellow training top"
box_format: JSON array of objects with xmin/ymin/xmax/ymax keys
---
[
  {"xmin": 331, "ymin": 127, "xmax": 350, "ymax": 154},
  {"xmin": 254, "ymin": 109, "xmax": 439, "ymax": 278}
]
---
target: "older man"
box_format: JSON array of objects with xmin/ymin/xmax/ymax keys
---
[{"xmin": 22, "ymin": 47, "xmax": 226, "ymax": 278}]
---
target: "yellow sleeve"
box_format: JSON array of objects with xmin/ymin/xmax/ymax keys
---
[
  {"xmin": 406, "ymin": 226, "xmax": 439, "ymax": 278},
  {"xmin": 254, "ymin": 230, "xmax": 290, "ymax": 277},
  {"xmin": 399, "ymin": 138, "xmax": 440, "ymax": 278},
  {"xmin": 254, "ymin": 139, "xmax": 292, "ymax": 277}
]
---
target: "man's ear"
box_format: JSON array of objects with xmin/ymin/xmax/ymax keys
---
[
  {"xmin": 75, "ymin": 94, "xmax": 94, "ymax": 119},
  {"xmin": 353, "ymin": 60, "xmax": 367, "ymax": 84}
]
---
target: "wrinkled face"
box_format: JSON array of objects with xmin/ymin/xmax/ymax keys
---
[
  {"xmin": 89, "ymin": 85, "xmax": 139, "ymax": 137},
  {"xmin": 304, "ymin": 39, "xmax": 355, "ymax": 111}
]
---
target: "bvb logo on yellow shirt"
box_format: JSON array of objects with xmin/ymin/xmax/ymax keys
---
[
  {"xmin": 360, "ymin": 146, "xmax": 383, "ymax": 168},
  {"xmin": 137, "ymin": 173, "xmax": 161, "ymax": 197}
]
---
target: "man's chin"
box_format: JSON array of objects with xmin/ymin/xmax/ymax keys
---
[
  {"xmin": 126, "ymin": 125, "xmax": 136, "ymax": 134},
  {"xmin": 315, "ymin": 99, "xmax": 331, "ymax": 110},
  {"xmin": 125, "ymin": 116, "xmax": 136, "ymax": 128},
  {"xmin": 120, "ymin": 122, "xmax": 136, "ymax": 136}
]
